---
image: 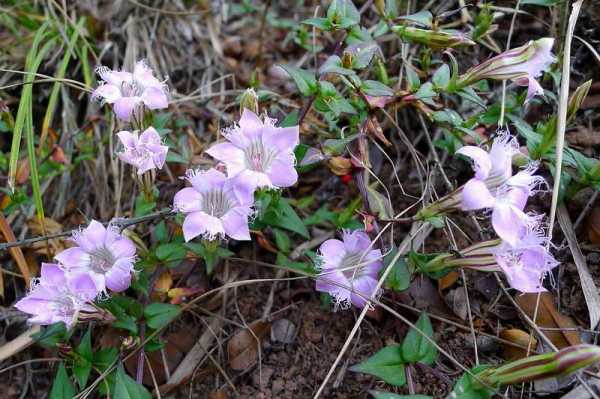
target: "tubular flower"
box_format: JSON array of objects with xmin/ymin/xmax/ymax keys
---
[
  {"xmin": 206, "ymin": 109, "xmax": 299, "ymax": 192},
  {"xmin": 315, "ymin": 230, "xmax": 383, "ymax": 309},
  {"xmin": 493, "ymin": 229, "xmax": 558, "ymax": 293},
  {"xmin": 117, "ymin": 127, "xmax": 168, "ymax": 174},
  {"xmin": 14, "ymin": 263, "xmax": 98, "ymax": 328},
  {"xmin": 173, "ymin": 168, "xmax": 254, "ymax": 242},
  {"xmin": 55, "ymin": 221, "xmax": 137, "ymax": 293},
  {"xmin": 92, "ymin": 60, "xmax": 168, "ymax": 122},
  {"xmin": 458, "ymin": 38, "xmax": 556, "ymax": 101}
]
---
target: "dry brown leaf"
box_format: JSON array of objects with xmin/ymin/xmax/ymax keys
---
[
  {"xmin": 0, "ymin": 213, "xmax": 32, "ymax": 290},
  {"xmin": 438, "ymin": 271, "xmax": 459, "ymax": 291},
  {"xmin": 208, "ymin": 390, "xmax": 229, "ymax": 399},
  {"xmin": 500, "ymin": 328, "xmax": 537, "ymax": 360},
  {"xmin": 586, "ymin": 207, "xmax": 600, "ymax": 244},
  {"xmin": 253, "ymin": 231, "xmax": 278, "ymax": 254},
  {"xmin": 515, "ymin": 292, "xmax": 581, "ymax": 349},
  {"xmin": 154, "ymin": 270, "xmax": 173, "ymax": 295},
  {"xmin": 228, "ymin": 320, "xmax": 270, "ymax": 371}
]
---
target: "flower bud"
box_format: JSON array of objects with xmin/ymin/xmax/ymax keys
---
[
  {"xmin": 341, "ymin": 51, "xmax": 354, "ymax": 69},
  {"xmin": 457, "ymin": 38, "xmax": 556, "ymax": 101},
  {"xmin": 239, "ymin": 88, "xmax": 259, "ymax": 115},
  {"xmin": 480, "ymin": 344, "xmax": 600, "ymax": 386},
  {"xmin": 391, "ymin": 26, "xmax": 476, "ymax": 49},
  {"xmin": 567, "ymin": 79, "xmax": 592, "ymax": 124},
  {"xmin": 374, "ymin": 0, "xmax": 386, "ymax": 17}
]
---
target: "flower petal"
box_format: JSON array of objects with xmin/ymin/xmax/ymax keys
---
[
  {"xmin": 182, "ymin": 211, "xmax": 208, "ymax": 242},
  {"xmin": 461, "ymin": 179, "xmax": 496, "ymax": 211},
  {"xmin": 141, "ymin": 87, "xmax": 168, "ymax": 110},
  {"xmin": 263, "ymin": 125, "xmax": 299, "ymax": 153},
  {"xmin": 68, "ymin": 273, "xmax": 100, "ymax": 301},
  {"xmin": 205, "ymin": 143, "xmax": 246, "ymax": 177},
  {"xmin": 173, "ymin": 187, "xmax": 203, "ymax": 213},
  {"xmin": 492, "ymin": 204, "xmax": 530, "ymax": 247},
  {"xmin": 40, "ymin": 263, "xmax": 66, "ymax": 286},
  {"xmin": 456, "ymin": 146, "xmax": 492, "ymax": 180},
  {"xmin": 267, "ymin": 158, "xmax": 298, "ymax": 188},
  {"xmin": 93, "ymin": 84, "xmax": 122, "ymax": 103},
  {"xmin": 117, "ymin": 131, "xmax": 138, "ymax": 149},
  {"xmin": 238, "ymin": 109, "xmax": 264, "ymax": 139},
  {"xmin": 222, "ymin": 207, "xmax": 251, "ymax": 241},
  {"xmin": 104, "ymin": 260, "xmax": 133, "ymax": 292},
  {"xmin": 55, "ymin": 247, "xmax": 90, "ymax": 269},
  {"xmin": 108, "ymin": 237, "xmax": 136, "ymax": 259},
  {"xmin": 113, "ymin": 97, "xmax": 139, "ymax": 121},
  {"xmin": 351, "ymin": 276, "xmax": 379, "ymax": 309}
]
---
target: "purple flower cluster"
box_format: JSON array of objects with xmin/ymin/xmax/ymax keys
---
[
  {"xmin": 173, "ymin": 109, "xmax": 300, "ymax": 242},
  {"xmin": 458, "ymin": 133, "xmax": 558, "ymax": 292},
  {"xmin": 15, "ymin": 221, "xmax": 136, "ymax": 327}
]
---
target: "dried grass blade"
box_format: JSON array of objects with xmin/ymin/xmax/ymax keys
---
[{"xmin": 0, "ymin": 214, "xmax": 32, "ymax": 288}]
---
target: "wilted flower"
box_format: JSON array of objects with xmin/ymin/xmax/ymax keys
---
[
  {"xmin": 117, "ymin": 127, "xmax": 168, "ymax": 174},
  {"xmin": 92, "ymin": 60, "xmax": 168, "ymax": 122},
  {"xmin": 173, "ymin": 168, "xmax": 254, "ymax": 242},
  {"xmin": 14, "ymin": 263, "xmax": 98, "ymax": 328},
  {"xmin": 493, "ymin": 229, "xmax": 558, "ymax": 292},
  {"xmin": 315, "ymin": 230, "xmax": 383, "ymax": 309},
  {"xmin": 458, "ymin": 38, "xmax": 556, "ymax": 101},
  {"xmin": 206, "ymin": 109, "xmax": 299, "ymax": 192},
  {"xmin": 55, "ymin": 220, "xmax": 136, "ymax": 293}
]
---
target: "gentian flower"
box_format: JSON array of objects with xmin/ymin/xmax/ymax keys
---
[
  {"xmin": 315, "ymin": 230, "xmax": 383, "ymax": 309},
  {"xmin": 117, "ymin": 127, "xmax": 168, "ymax": 174},
  {"xmin": 92, "ymin": 60, "xmax": 168, "ymax": 122},
  {"xmin": 55, "ymin": 220, "xmax": 136, "ymax": 293},
  {"xmin": 14, "ymin": 263, "xmax": 98, "ymax": 328},
  {"xmin": 173, "ymin": 168, "xmax": 254, "ymax": 242},
  {"xmin": 458, "ymin": 38, "xmax": 556, "ymax": 101},
  {"xmin": 206, "ymin": 109, "xmax": 299, "ymax": 192},
  {"xmin": 493, "ymin": 229, "xmax": 558, "ymax": 293}
]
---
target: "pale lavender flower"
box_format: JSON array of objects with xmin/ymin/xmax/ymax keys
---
[
  {"xmin": 14, "ymin": 263, "xmax": 98, "ymax": 328},
  {"xmin": 315, "ymin": 230, "xmax": 383, "ymax": 309},
  {"xmin": 117, "ymin": 127, "xmax": 168, "ymax": 174},
  {"xmin": 457, "ymin": 132, "xmax": 519, "ymax": 211},
  {"xmin": 55, "ymin": 220, "xmax": 136, "ymax": 293},
  {"xmin": 206, "ymin": 109, "xmax": 299, "ymax": 192},
  {"xmin": 458, "ymin": 38, "xmax": 556, "ymax": 101},
  {"xmin": 173, "ymin": 168, "xmax": 254, "ymax": 242},
  {"xmin": 493, "ymin": 229, "xmax": 558, "ymax": 293},
  {"xmin": 92, "ymin": 60, "xmax": 168, "ymax": 122}
]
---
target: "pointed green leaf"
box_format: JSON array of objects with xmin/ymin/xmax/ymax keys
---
[
  {"xmin": 350, "ymin": 345, "xmax": 406, "ymax": 386},
  {"xmin": 114, "ymin": 363, "xmax": 151, "ymax": 399},
  {"xmin": 280, "ymin": 65, "xmax": 318, "ymax": 96},
  {"xmin": 144, "ymin": 303, "xmax": 180, "ymax": 330},
  {"xmin": 402, "ymin": 313, "xmax": 437, "ymax": 365},
  {"xmin": 49, "ymin": 362, "xmax": 77, "ymax": 399}
]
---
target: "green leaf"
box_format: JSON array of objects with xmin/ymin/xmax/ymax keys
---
[
  {"xmin": 396, "ymin": 10, "xmax": 433, "ymax": 27},
  {"xmin": 184, "ymin": 242, "xmax": 233, "ymax": 274},
  {"xmin": 154, "ymin": 221, "xmax": 169, "ymax": 243},
  {"xmin": 361, "ymin": 80, "xmax": 394, "ymax": 97},
  {"xmin": 405, "ymin": 64, "xmax": 421, "ymax": 92},
  {"xmin": 384, "ymin": 249, "xmax": 411, "ymax": 292},
  {"xmin": 73, "ymin": 328, "xmax": 93, "ymax": 387},
  {"xmin": 93, "ymin": 347, "xmax": 119, "ymax": 372},
  {"xmin": 134, "ymin": 192, "xmax": 156, "ymax": 217},
  {"xmin": 370, "ymin": 392, "xmax": 432, "ymax": 399},
  {"xmin": 32, "ymin": 322, "xmax": 68, "ymax": 348},
  {"xmin": 144, "ymin": 303, "xmax": 180, "ymax": 330},
  {"xmin": 155, "ymin": 242, "xmax": 186, "ymax": 266},
  {"xmin": 280, "ymin": 65, "xmax": 318, "ymax": 96},
  {"xmin": 449, "ymin": 365, "xmax": 496, "ymax": 399},
  {"xmin": 521, "ymin": 0, "xmax": 559, "ymax": 5},
  {"xmin": 50, "ymin": 362, "xmax": 77, "ymax": 399},
  {"xmin": 457, "ymin": 87, "xmax": 486, "ymax": 108},
  {"xmin": 367, "ymin": 185, "xmax": 393, "ymax": 219},
  {"xmin": 432, "ymin": 64, "xmax": 450, "ymax": 90},
  {"xmin": 302, "ymin": 17, "xmax": 333, "ymax": 31},
  {"xmin": 319, "ymin": 55, "xmax": 355, "ymax": 76},
  {"xmin": 402, "ymin": 313, "xmax": 437, "ymax": 365},
  {"xmin": 114, "ymin": 363, "xmax": 151, "ymax": 399},
  {"xmin": 276, "ymin": 252, "xmax": 316, "ymax": 274},
  {"xmin": 273, "ymin": 229, "xmax": 291, "ymax": 254},
  {"xmin": 432, "ymin": 109, "xmax": 463, "ymax": 127},
  {"xmin": 413, "ymin": 82, "xmax": 437, "ymax": 106},
  {"xmin": 261, "ymin": 197, "xmax": 310, "ymax": 238},
  {"xmin": 327, "ymin": 0, "xmax": 360, "ymax": 28},
  {"xmin": 350, "ymin": 345, "xmax": 406, "ymax": 386}
]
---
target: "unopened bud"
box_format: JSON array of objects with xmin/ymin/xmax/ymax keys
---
[
  {"xmin": 239, "ymin": 88, "xmax": 259, "ymax": 115},
  {"xmin": 391, "ymin": 26, "xmax": 476, "ymax": 49},
  {"xmin": 480, "ymin": 344, "xmax": 600, "ymax": 386},
  {"xmin": 341, "ymin": 51, "xmax": 354, "ymax": 69},
  {"xmin": 328, "ymin": 156, "xmax": 353, "ymax": 176},
  {"xmin": 567, "ymin": 80, "xmax": 592, "ymax": 124}
]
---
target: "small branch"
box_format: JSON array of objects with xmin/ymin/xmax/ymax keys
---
[{"xmin": 0, "ymin": 208, "xmax": 173, "ymax": 252}]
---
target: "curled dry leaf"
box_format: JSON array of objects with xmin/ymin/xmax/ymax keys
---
[
  {"xmin": 228, "ymin": 320, "xmax": 271, "ymax": 371},
  {"xmin": 500, "ymin": 328, "xmax": 538, "ymax": 360},
  {"xmin": 270, "ymin": 318, "xmax": 296, "ymax": 344},
  {"xmin": 516, "ymin": 292, "xmax": 581, "ymax": 349}
]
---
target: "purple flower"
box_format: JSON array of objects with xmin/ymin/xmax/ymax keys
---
[
  {"xmin": 457, "ymin": 133, "xmax": 519, "ymax": 211},
  {"xmin": 92, "ymin": 60, "xmax": 168, "ymax": 122},
  {"xmin": 173, "ymin": 168, "xmax": 254, "ymax": 242},
  {"xmin": 458, "ymin": 38, "xmax": 556, "ymax": 101},
  {"xmin": 206, "ymin": 109, "xmax": 299, "ymax": 192},
  {"xmin": 55, "ymin": 220, "xmax": 136, "ymax": 293},
  {"xmin": 315, "ymin": 230, "xmax": 383, "ymax": 309},
  {"xmin": 117, "ymin": 127, "xmax": 168, "ymax": 174},
  {"xmin": 14, "ymin": 263, "xmax": 98, "ymax": 327},
  {"xmin": 494, "ymin": 230, "xmax": 558, "ymax": 293}
]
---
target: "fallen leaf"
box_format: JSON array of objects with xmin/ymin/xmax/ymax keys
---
[
  {"xmin": 167, "ymin": 287, "xmax": 204, "ymax": 305},
  {"xmin": 500, "ymin": 329, "xmax": 537, "ymax": 360},
  {"xmin": 154, "ymin": 270, "xmax": 173, "ymax": 295},
  {"xmin": 438, "ymin": 271, "xmax": 459, "ymax": 291},
  {"xmin": 270, "ymin": 318, "xmax": 296, "ymax": 344},
  {"xmin": 0, "ymin": 213, "xmax": 31, "ymax": 289},
  {"xmin": 16, "ymin": 158, "xmax": 29, "ymax": 184},
  {"xmin": 586, "ymin": 207, "xmax": 600, "ymax": 245},
  {"xmin": 228, "ymin": 320, "xmax": 270, "ymax": 371},
  {"xmin": 253, "ymin": 231, "xmax": 278, "ymax": 254},
  {"xmin": 208, "ymin": 390, "xmax": 228, "ymax": 399},
  {"xmin": 445, "ymin": 286, "xmax": 468, "ymax": 320},
  {"xmin": 516, "ymin": 292, "xmax": 581, "ymax": 349}
]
